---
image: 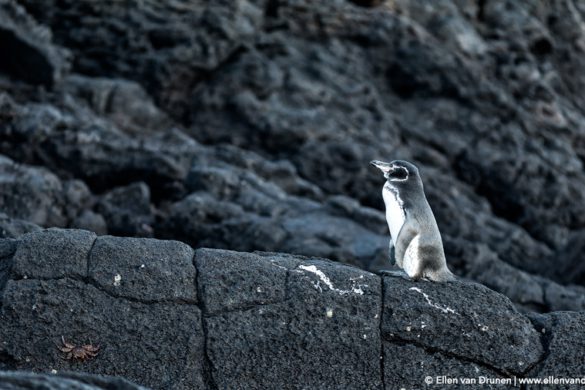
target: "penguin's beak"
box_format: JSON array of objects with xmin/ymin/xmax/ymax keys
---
[{"xmin": 370, "ymin": 160, "xmax": 393, "ymax": 174}]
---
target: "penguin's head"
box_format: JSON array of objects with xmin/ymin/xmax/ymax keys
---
[{"xmin": 370, "ymin": 159, "xmax": 422, "ymax": 189}]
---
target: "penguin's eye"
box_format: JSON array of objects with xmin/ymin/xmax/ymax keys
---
[{"xmin": 389, "ymin": 167, "xmax": 408, "ymax": 180}]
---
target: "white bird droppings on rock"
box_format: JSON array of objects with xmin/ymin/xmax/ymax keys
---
[
  {"xmin": 113, "ymin": 273, "xmax": 122, "ymax": 287},
  {"xmin": 298, "ymin": 265, "xmax": 366, "ymax": 295},
  {"xmin": 270, "ymin": 261, "xmax": 289, "ymax": 271},
  {"xmin": 409, "ymin": 287, "xmax": 458, "ymax": 315},
  {"xmin": 326, "ymin": 308, "xmax": 334, "ymax": 318}
]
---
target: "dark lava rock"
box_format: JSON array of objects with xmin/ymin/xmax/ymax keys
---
[
  {"xmin": 383, "ymin": 343, "xmax": 504, "ymax": 390},
  {"xmin": 0, "ymin": 230, "xmax": 205, "ymax": 390},
  {"xmin": 20, "ymin": 0, "xmax": 265, "ymax": 121},
  {"xmin": 161, "ymin": 160, "xmax": 388, "ymax": 269},
  {"xmin": 0, "ymin": 370, "xmax": 148, "ymax": 390},
  {"xmin": 61, "ymin": 75, "xmax": 171, "ymax": 134},
  {"xmin": 0, "ymin": 93, "xmax": 196, "ymax": 201},
  {"xmin": 3, "ymin": 0, "xmax": 585, "ymax": 385},
  {"xmin": 0, "ymin": 238, "xmax": 15, "ymax": 300},
  {"xmin": 0, "ymin": 84, "xmax": 581, "ymax": 311},
  {"xmin": 196, "ymin": 248, "xmax": 382, "ymax": 389},
  {"xmin": 0, "ymin": 213, "xmax": 40, "ymax": 239},
  {"xmin": 0, "ymin": 238, "xmax": 16, "ymax": 259},
  {"xmin": 553, "ymin": 229, "xmax": 585, "ymax": 285},
  {"xmin": 97, "ymin": 182, "xmax": 154, "ymax": 237},
  {"xmin": 70, "ymin": 210, "xmax": 107, "ymax": 236},
  {"xmin": 0, "ymin": 0, "xmax": 70, "ymax": 86},
  {"xmin": 348, "ymin": 0, "xmax": 383, "ymax": 7},
  {"xmin": 2, "ymin": 229, "xmax": 585, "ymax": 389},
  {"xmin": 527, "ymin": 312, "xmax": 585, "ymax": 390},
  {"xmin": 11, "ymin": 228, "xmax": 96, "ymax": 280},
  {"xmin": 382, "ymin": 276, "xmax": 543, "ymax": 375},
  {"xmin": 0, "ymin": 0, "xmax": 583, "ymax": 316},
  {"xmin": 1, "ymin": 278, "xmax": 204, "ymax": 389},
  {"xmin": 89, "ymin": 235, "xmax": 197, "ymax": 303},
  {"xmin": 449, "ymin": 239, "xmax": 585, "ymax": 313},
  {"xmin": 195, "ymin": 249, "xmax": 291, "ymax": 316},
  {"xmin": 0, "ymin": 155, "xmax": 80, "ymax": 228}
]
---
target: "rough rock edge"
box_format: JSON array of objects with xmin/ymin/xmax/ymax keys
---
[
  {"xmin": 0, "ymin": 369, "xmax": 148, "ymax": 389},
  {"xmin": 0, "ymin": 0, "xmax": 70, "ymax": 86},
  {"xmin": 1, "ymin": 229, "xmax": 577, "ymax": 388}
]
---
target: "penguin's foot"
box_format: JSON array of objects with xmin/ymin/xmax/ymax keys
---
[{"xmin": 378, "ymin": 269, "xmax": 410, "ymax": 280}]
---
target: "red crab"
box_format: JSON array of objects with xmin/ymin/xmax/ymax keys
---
[{"xmin": 57, "ymin": 336, "xmax": 100, "ymax": 361}]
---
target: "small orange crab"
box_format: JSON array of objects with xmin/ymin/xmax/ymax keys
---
[{"xmin": 57, "ymin": 336, "xmax": 100, "ymax": 361}]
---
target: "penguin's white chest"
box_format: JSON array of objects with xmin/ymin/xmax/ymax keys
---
[{"xmin": 382, "ymin": 184, "xmax": 405, "ymax": 245}]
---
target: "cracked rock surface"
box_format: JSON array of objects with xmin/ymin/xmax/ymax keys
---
[
  {"xmin": 0, "ymin": 0, "xmax": 583, "ymax": 315},
  {"xmin": 0, "ymin": 370, "xmax": 147, "ymax": 389},
  {"xmin": 1, "ymin": 230, "xmax": 204, "ymax": 390},
  {"xmin": 1, "ymin": 229, "xmax": 584, "ymax": 389},
  {"xmin": 1, "ymin": 0, "xmax": 585, "ymax": 387}
]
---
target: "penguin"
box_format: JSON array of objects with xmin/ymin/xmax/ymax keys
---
[{"xmin": 370, "ymin": 159, "xmax": 455, "ymax": 282}]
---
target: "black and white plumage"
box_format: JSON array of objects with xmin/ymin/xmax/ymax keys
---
[{"xmin": 370, "ymin": 159, "xmax": 455, "ymax": 282}]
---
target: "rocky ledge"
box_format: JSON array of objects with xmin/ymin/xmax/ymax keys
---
[
  {"xmin": 0, "ymin": 370, "xmax": 146, "ymax": 390},
  {"xmin": 3, "ymin": 0, "xmax": 585, "ymax": 315},
  {"xmin": 0, "ymin": 229, "xmax": 583, "ymax": 389}
]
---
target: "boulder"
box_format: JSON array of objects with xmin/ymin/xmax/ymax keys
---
[
  {"xmin": 1, "ymin": 229, "xmax": 585, "ymax": 389},
  {"xmin": 0, "ymin": 0, "xmax": 70, "ymax": 86},
  {"xmin": 0, "ymin": 155, "xmax": 87, "ymax": 228},
  {"xmin": 0, "ymin": 0, "xmax": 583, "ymax": 315},
  {"xmin": 60, "ymin": 75, "xmax": 171, "ymax": 134},
  {"xmin": 97, "ymin": 183, "xmax": 154, "ymax": 237},
  {"xmin": 0, "ymin": 230, "xmax": 206, "ymax": 390},
  {"xmin": 196, "ymin": 249, "xmax": 382, "ymax": 389},
  {"xmin": 0, "ymin": 370, "xmax": 147, "ymax": 389},
  {"xmin": 527, "ymin": 312, "xmax": 585, "ymax": 389},
  {"xmin": 382, "ymin": 277, "xmax": 543, "ymax": 375},
  {"xmin": 0, "ymin": 214, "xmax": 40, "ymax": 239}
]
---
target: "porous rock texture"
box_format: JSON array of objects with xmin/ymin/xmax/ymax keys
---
[
  {"xmin": 0, "ymin": 0, "xmax": 69, "ymax": 87},
  {"xmin": 1, "ymin": 0, "xmax": 585, "ymax": 386},
  {"xmin": 0, "ymin": 370, "xmax": 147, "ymax": 390},
  {"xmin": 2, "ymin": 228, "xmax": 584, "ymax": 389},
  {"xmin": 0, "ymin": 0, "xmax": 583, "ymax": 314}
]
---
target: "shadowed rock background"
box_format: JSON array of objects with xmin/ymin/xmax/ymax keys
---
[{"xmin": 1, "ymin": 0, "xmax": 585, "ymax": 388}]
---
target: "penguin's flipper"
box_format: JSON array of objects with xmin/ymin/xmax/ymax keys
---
[
  {"xmin": 394, "ymin": 221, "xmax": 416, "ymax": 268},
  {"xmin": 388, "ymin": 239, "xmax": 396, "ymax": 266}
]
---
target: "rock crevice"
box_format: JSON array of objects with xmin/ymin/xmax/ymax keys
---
[
  {"xmin": 1, "ymin": 229, "xmax": 583, "ymax": 389},
  {"xmin": 193, "ymin": 253, "xmax": 218, "ymax": 390}
]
